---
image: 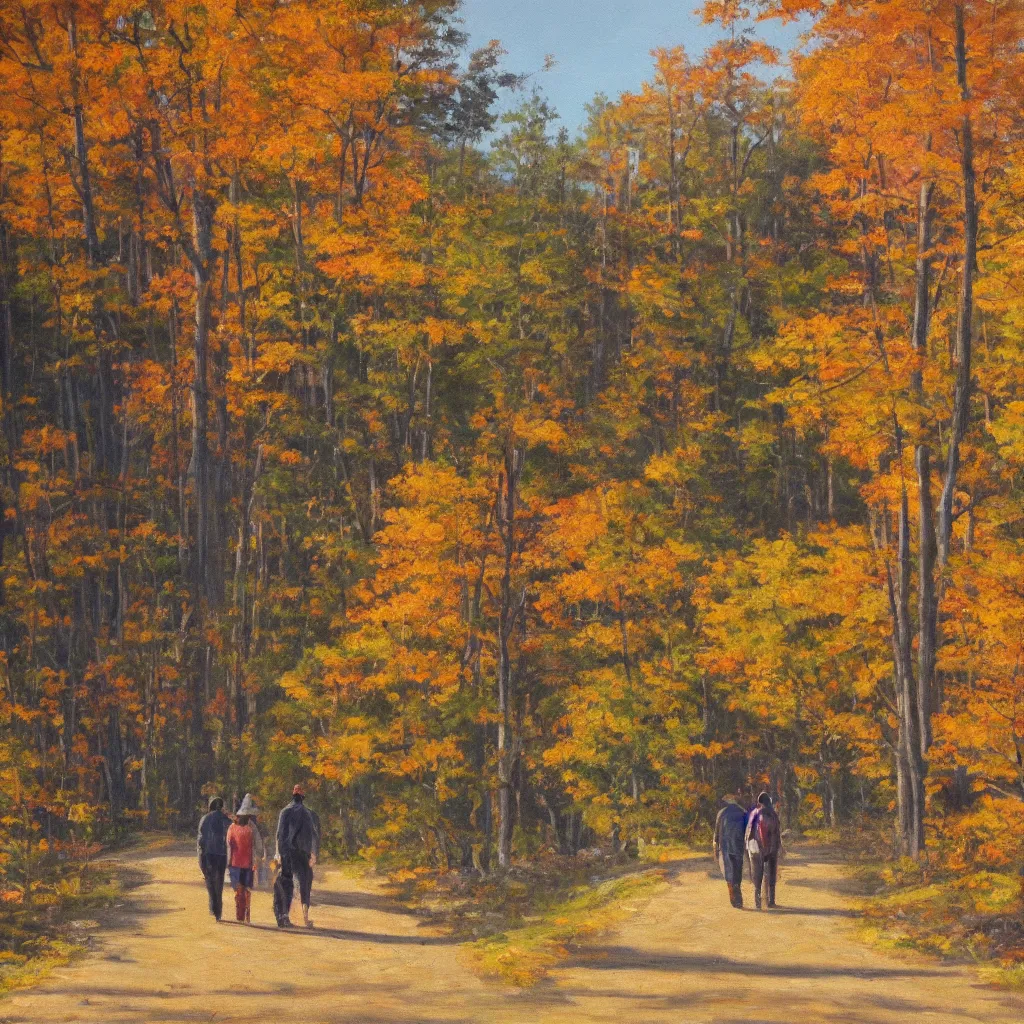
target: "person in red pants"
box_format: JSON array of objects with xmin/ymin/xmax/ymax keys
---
[{"xmin": 227, "ymin": 802, "xmax": 259, "ymax": 923}]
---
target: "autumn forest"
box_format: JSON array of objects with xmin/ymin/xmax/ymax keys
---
[{"xmin": 1, "ymin": 0, "xmax": 1024, "ymax": 905}]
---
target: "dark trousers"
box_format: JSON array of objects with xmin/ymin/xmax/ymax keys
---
[
  {"xmin": 273, "ymin": 849, "xmax": 313, "ymax": 921},
  {"xmin": 201, "ymin": 853, "xmax": 227, "ymax": 920},
  {"xmin": 753, "ymin": 852, "xmax": 778, "ymax": 905},
  {"xmin": 722, "ymin": 852, "xmax": 744, "ymax": 885}
]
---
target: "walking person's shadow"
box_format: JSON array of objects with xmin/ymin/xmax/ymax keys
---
[{"xmin": 241, "ymin": 921, "xmax": 456, "ymax": 945}]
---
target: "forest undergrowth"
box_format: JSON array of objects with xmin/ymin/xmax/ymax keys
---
[
  {"xmin": 859, "ymin": 864, "xmax": 1024, "ymax": 988},
  {"xmin": 802, "ymin": 819, "xmax": 1024, "ymax": 987},
  {"xmin": 0, "ymin": 856, "xmax": 121, "ymax": 995}
]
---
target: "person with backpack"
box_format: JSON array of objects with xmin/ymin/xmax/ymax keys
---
[
  {"xmin": 713, "ymin": 790, "xmax": 749, "ymax": 909},
  {"xmin": 745, "ymin": 791, "xmax": 782, "ymax": 909},
  {"xmin": 273, "ymin": 784, "xmax": 320, "ymax": 928}
]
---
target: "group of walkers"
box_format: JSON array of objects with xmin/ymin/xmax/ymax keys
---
[
  {"xmin": 196, "ymin": 783, "xmax": 321, "ymax": 928},
  {"xmin": 713, "ymin": 789, "xmax": 783, "ymax": 910},
  {"xmin": 198, "ymin": 781, "xmax": 780, "ymax": 927}
]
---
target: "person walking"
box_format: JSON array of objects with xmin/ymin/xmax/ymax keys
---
[
  {"xmin": 227, "ymin": 794, "xmax": 262, "ymax": 923},
  {"xmin": 713, "ymin": 790, "xmax": 749, "ymax": 909},
  {"xmin": 238, "ymin": 794, "xmax": 269, "ymax": 889},
  {"xmin": 273, "ymin": 784, "xmax": 319, "ymax": 928},
  {"xmin": 746, "ymin": 791, "xmax": 782, "ymax": 909},
  {"xmin": 197, "ymin": 796, "xmax": 232, "ymax": 922}
]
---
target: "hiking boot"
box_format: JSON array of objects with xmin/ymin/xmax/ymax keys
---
[
  {"xmin": 728, "ymin": 883, "xmax": 743, "ymax": 909},
  {"xmin": 277, "ymin": 917, "xmax": 293, "ymax": 928}
]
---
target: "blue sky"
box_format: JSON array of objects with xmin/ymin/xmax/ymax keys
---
[{"xmin": 458, "ymin": 0, "xmax": 803, "ymax": 133}]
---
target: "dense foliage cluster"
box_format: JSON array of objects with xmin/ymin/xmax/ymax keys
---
[{"xmin": 1, "ymin": 0, "xmax": 1023, "ymax": 890}]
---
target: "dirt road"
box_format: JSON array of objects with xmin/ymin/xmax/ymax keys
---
[{"xmin": 3, "ymin": 842, "xmax": 1021, "ymax": 1023}]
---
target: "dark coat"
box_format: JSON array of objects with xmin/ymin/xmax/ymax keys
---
[
  {"xmin": 275, "ymin": 800, "xmax": 318, "ymax": 857},
  {"xmin": 197, "ymin": 809, "xmax": 232, "ymax": 859},
  {"xmin": 714, "ymin": 802, "xmax": 748, "ymax": 857}
]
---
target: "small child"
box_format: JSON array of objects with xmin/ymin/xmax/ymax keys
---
[{"xmin": 227, "ymin": 811, "xmax": 257, "ymax": 923}]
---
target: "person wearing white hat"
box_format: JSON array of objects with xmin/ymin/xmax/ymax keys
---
[
  {"xmin": 236, "ymin": 793, "xmax": 267, "ymax": 866},
  {"xmin": 235, "ymin": 794, "xmax": 268, "ymax": 887},
  {"xmin": 226, "ymin": 794, "xmax": 264, "ymax": 923}
]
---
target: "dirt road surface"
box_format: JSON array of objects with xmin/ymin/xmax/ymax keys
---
[{"xmin": 3, "ymin": 842, "xmax": 1021, "ymax": 1023}]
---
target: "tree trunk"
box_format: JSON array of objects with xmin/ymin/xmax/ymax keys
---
[
  {"xmin": 916, "ymin": 447, "xmax": 936, "ymax": 756},
  {"xmin": 190, "ymin": 191, "xmax": 216, "ymax": 608},
  {"xmin": 495, "ymin": 443, "xmax": 523, "ymax": 870},
  {"xmin": 937, "ymin": 5, "xmax": 977, "ymax": 570},
  {"xmin": 912, "ymin": 167, "xmax": 937, "ymax": 760},
  {"xmin": 67, "ymin": 17, "xmax": 100, "ymax": 264},
  {"xmin": 888, "ymin": 489, "xmax": 925, "ymax": 858}
]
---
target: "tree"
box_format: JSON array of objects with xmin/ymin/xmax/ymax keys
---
[{"xmin": 761, "ymin": 0, "xmax": 1024, "ymax": 855}]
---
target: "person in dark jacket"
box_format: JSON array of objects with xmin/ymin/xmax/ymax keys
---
[
  {"xmin": 745, "ymin": 791, "xmax": 782, "ymax": 909},
  {"xmin": 713, "ymin": 791, "xmax": 749, "ymax": 909},
  {"xmin": 273, "ymin": 784, "xmax": 320, "ymax": 928},
  {"xmin": 197, "ymin": 796, "xmax": 232, "ymax": 921}
]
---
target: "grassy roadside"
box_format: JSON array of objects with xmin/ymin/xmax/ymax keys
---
[
  {"xmin": 386, "ymin": 847, "xmax": 680, "ymax": 987},
  {"xmin": 0, "ymin": 832, "xmax": 179, "ymax": 997},
  {"xmin": 465, "ymin": 867, "xmax": 669, "ymax": 986},
  {"xmin": 0, "ymin": 865, "xmax": 122, "ymax": 996},
  {"xmin": 805, "ymin": 827, "xmax": 1024, "ymax": 989},
  {"xmin": 856, "ymin": 861, "xmax": 1024, "ymax": 988}
]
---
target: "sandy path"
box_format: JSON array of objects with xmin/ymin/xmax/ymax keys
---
[
  {"xmin": 534, "ymin": 848, "xmax": 1024, "ymax": 1023},
  {"xmin": 2, "ymin": 842, "xmax": 1020, "ymax": 1023},
  {"xmin": 1, "ymin": 840, "xmax": 507, "ymax": 1024}
]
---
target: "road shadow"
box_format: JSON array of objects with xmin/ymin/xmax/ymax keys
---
[
  {"xmin": 659, "ymin": 850, "xmax": 850, "ymax": 889},
  {"xmin": 146, "ymin": 876, "xmax": 207, "ymax": 890},
  {"xmin": 79, "ymin": 864, "xmax": 173, "ymax": 938},
  {"xmin": 6, "ymin": 984, "xmax": 475, "ymax": 1024},
  {"xmin": 760, "ymin": 905, "xmax": 855, "ymax": 918},
  {"xmin": 647, "ymin": 854, "xmax": 730, "ymax": 883},
  {"xmin": 97, "ymin": 838, "xmax": 194, "ymax": 864},
  {"xmin": 570, "ymin": 945, "xmax": 947, "ymax": 980},
  {"xmin": 310, "ymin": 888, "xmax": 419, "ymax": 917},
  {"xmin": 784, "ymin": 841, "xmax": 847, "ymax": 863},
  {"xmin": 242, "ymin": 921, "xmax": 457, "ymax": 946},
  {"xmin": 784, "ymin": 873, "xmax": 872, "ymax": 898},
  {"xmin": 537, "ymin": 986, "xmax": 993, "ymax": 1022}
]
